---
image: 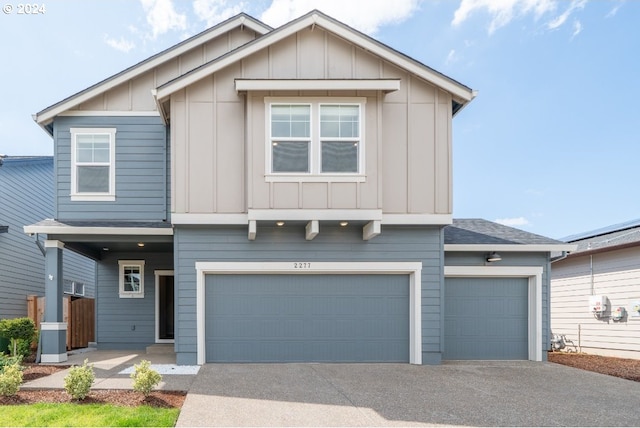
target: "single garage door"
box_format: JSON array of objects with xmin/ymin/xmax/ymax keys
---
[
  {"xmin": 444, "ymin": 277, "xmax": 529, "ymax": 360},
  {"xmin": 205, "ymin": 274, "xmax": 409, "ymax": 362}
]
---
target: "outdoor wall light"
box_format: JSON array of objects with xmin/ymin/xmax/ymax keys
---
[
  {"xmin": 339, "ymin": 221, "xmax": 349, "ymax": 227},
  {"xmin": 137, "ymin": 242, "xmax": 145, "ymax": 247},
  {"xmin": 276, "ymin": 221, "xmax": 285, "ymax": 227},
  {"xmin": 486, "ymin": 252, "xmax": 502, "ymax": 262}
]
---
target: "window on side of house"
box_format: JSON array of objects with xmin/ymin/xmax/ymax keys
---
[
  {"xmin": 70, "ymin": 128, "xmax": 116, "ymax": 201},
  {"xmin": 118, "ymin": 260, "xmax": 145, "ymax": 298},
  {"xmin": 267, "ymin": 98, "xmax": 364, "ymax": 180}
]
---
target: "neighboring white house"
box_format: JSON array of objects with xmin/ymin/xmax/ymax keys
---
[{"xmin": 551, "ymin": 219, "xmax": 640, "ymax": 359}]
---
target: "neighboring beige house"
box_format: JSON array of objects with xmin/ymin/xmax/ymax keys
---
[{"xmin": 551, "ymin": 219, "xmax": 640, "ymax": 359}]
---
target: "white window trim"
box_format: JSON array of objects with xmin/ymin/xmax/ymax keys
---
[
  {"xmin": 444, "ymin": 266, "xmax": 544, "ymax": 362},
  {"xmin": 119, "ymin": 260, "xmax": 145, "ymax": 299},
  {"xmin": 265, "ymin": 97, "xmax": 366, "ymax": 181},
  {"xmin": 195, "ymin": 261, "xmax": 422, "ymax": 365},
  {"xmin": 70, "ymin": 127, "xmax": 116, "ymax": 201}
]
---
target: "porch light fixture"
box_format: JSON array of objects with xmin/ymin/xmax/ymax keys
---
[
  {"xmin": 339, "ymin": 221, "xmax": 349, "ymax": 227},
  {"xmin": 137, "ymin": 242, "xmax": 145, "ymax": 247},
  {"xmin": 276, "ymin": 221, "xmax": 285, "ymax": 227},
  {"xmin": 486, "ymin": 252, "xmax": 502, "ymax": 262}
]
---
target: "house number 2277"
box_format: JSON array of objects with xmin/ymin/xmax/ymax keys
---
[{"xmin": 293, "ymin": 262, "xmax": 311, "ymax": 269}]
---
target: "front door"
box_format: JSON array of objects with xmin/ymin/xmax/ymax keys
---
[{"xmin": 155, "ymin": 271, "xmax": 174, "ymax": 342}]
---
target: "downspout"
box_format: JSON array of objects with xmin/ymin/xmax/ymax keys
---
[
  {"xmin": 34, "ymin": 233, "xmax": 46, "ymax": 256},
  {"xmin": 590, "ymin": 254, "xmax": 594, "ymax": 295},
  {"xmin": 162, "ymin": 124, "xmax": 168, "ymax": 222}
]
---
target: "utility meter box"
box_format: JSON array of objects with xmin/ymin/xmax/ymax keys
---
[
  {"xmin": 630, "ymin": 301, "xmax": 640, "ymax": 318},
  {"xmin": 589, "ymin": 295, "xmax": 607, "ymax": 314}
]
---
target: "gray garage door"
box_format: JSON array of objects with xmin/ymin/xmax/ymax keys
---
[
  {"xmin": 444, "ymin": 277, "xmax": 529, "ymax": 360},
  {"xmin": 205, "ymin": 274, "xmax": 409, "ymax": 362}
]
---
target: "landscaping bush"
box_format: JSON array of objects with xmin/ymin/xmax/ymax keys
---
[
  {"xmin": 64, "ymin": 359, "xmax": 95, "ymax": 400},
  {"xmin": 0, "ymin": 354, "xmax": 22, "ymax": 372},
  {"xmin": 0, "ymin": 318, "xmax": 36, "ymax": 357},
  {"xmin": 0, "ymin": 363, "xmax": 23, "ymax": 396},
  {"xmin": 131, "ymin": 359, "xmax": 162, "ymax": 396}
]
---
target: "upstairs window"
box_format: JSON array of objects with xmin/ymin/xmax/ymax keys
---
[
  {"xmin": 267, "ymin": 98, "xmax": 364, "ymax": 180},
  {"xmin": 70, "ymin": 128, "xmax": 116, "ymax": 201}
]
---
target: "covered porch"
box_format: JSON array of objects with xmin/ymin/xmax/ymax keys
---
[{"xmin": 24, "ymin": 219, "xmax": 174, "ymax": 363}]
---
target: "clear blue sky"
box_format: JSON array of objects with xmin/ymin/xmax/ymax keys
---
[{"xmin": 1, "ymin": 0, "xmax": 637, "ymax": 240}]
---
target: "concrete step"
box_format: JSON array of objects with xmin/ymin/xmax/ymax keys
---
[{"xmin": 146, "ymin": 344, "xmax": 175, "ymax": 355}]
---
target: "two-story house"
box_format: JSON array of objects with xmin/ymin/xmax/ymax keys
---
[{"xmin": 25, "ymin": 11, "xmax": 572, "ymax": 365}]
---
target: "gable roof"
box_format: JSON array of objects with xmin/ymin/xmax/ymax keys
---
[
  {"xmin": 154, "ymin": 10, "xmax": 476, "ymax": 113},
  {"xmin": 444, "ymin": 219, "xmax": 575, "ymax": 252},
  {"xmin": 34, "ymin": 13, "xmax": 272, "ymax": 134},
  {"xmin": 560, "ymin": 219, "xmax": 640, "ymax": 255}
]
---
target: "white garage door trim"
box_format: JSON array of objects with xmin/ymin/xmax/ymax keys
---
[
  {"xmin": 195, "ymin": 262, "xmax": 423, "ymax": 365},
  {"xmin": 444, "ymin": 266, "xmax": 544, "ymax": 361}
]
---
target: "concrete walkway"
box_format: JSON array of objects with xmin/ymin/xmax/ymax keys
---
[
  {"xmin": 22, "ymin": 349, "xmax": 197, "ymax": 392},
  {"xmin": 176, "ymin": 361, "xmax": 640, "ymax": 427}
]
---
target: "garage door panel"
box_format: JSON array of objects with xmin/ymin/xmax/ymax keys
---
[
  {"xmin": 445, "ymin": 277, "xmax": 528, "ymax": 360},
  {"xmin": 206, "ymin": 274, "xmax": 409, "ymax": 362}
]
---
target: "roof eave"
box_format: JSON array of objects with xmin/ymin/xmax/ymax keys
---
[
  {"xmin": 155, "ymin": 10, "xmax": 475, "ymax": 104},
  {"xmin": 34, "ymin": 13, "xmax": 272, "ymax": 127},
  {"xmin": 444, "ymin": 244, "xmax": 578, "ymax": 253}
]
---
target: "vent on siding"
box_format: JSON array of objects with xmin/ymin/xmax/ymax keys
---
[{"xmin": 63, "ymin": 280, "xmax": 85, "ymax": 296}]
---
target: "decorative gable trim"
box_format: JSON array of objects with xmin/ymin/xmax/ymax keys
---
[
  {"xmin": 155, "ymin": 10, "xmax": 475, "ymax": 111},
  {"xmin": 235, "ymin": 78, "xmax": 401, "ymax": 92},
  {"xmin": 34, "ymin": 14, "xmax": 271, "ymax": 130}
]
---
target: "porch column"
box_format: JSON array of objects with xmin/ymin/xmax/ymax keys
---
[{"xmin": 40, "ymin": 240, "xmax": 67, "ymax": 363}]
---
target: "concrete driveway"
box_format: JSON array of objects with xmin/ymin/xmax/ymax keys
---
[{"xmin": 176, "ymin": 361, "xmax": 640, "ymax": 427}]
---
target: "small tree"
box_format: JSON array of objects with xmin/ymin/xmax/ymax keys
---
[
  {"xmin": 0, "ymin": 318, "xmax": 36, "ymax": 357},
  {"xmin": 130, "ymin": 359, "xmax": 162, "ymax": 397},
  {"xmin": 64, "ymin": 359, "xmax": 95, "ymax": 400}
]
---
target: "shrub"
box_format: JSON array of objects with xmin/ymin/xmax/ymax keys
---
[
  {"xmin": 0, "ymin": 354, "xmax": 22, "ymax": 372},
  {"xmin": 64, "ymin": 359, "xmax": 95, "ymax": 400},
  {"xmin": 130, "ymin": 360, "xmax": 162, "ymax": 397},
  {"xmin": 0, "ymin": 363, "xmax": 23, "ymax": 396},
  {"xmin": 0, "ymin": 318, "xmax": 36, "ymax": 357}
]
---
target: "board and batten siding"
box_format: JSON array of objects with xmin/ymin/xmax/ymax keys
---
[
  {"xmin": 445, "ymin": 251, "xmax": 552, "ymax": 361},
  {"xmin": 0, "ymin": 157, "xmax": 96, "ymax": 318},
  {"xmin": 171, "ymin": 26, "xmax": 453, "ymax": 216},
  {"xmin": 96, "ymin": 251, "xmax": 173, "ymax": 349},
  {"xmin": 54, "ymin": 116, "xmax": 170, "ymax": 221},
  {"xmin": 73, "ymin": 27, "xmax": 260, "ymax": 113},
  {"xmin": 551, "ymin": 247, "xmax": 640, "ymax": 358},
  {"xmin": 173, "ymin": 225, "xmax": 444, "ymax": 365}
]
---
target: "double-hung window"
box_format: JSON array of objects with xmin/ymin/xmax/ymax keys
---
[
  {"xmin": 267, "ymin": 98, "xmax": 364, "ymax": 180},
  {"xmin": 70, "ymin": 128, "xmax": 116, "ymax": 201}
]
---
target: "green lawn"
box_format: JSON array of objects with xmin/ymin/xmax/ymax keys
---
[{"xmin": 0, "ymin": 403, "xmax": 180, "ymax": 427}]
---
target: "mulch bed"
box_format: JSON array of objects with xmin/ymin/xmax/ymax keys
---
[
  {"xmin": 548, "ymin": 352, "xmax": 640, "ymax": 382},
  {"xmin": 0, "ymin": 364, "xmax": 186, "ymax": 408}
]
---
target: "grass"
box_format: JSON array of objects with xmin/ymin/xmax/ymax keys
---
[{"xmin": 0, "ymin": 403, "xmax": 180, "ymax": 427}]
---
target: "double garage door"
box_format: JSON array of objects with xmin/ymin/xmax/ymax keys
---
[
  {"xmin": 444, "ymin": 277, "xmax": 529, "ymax": 360},
  {"xmin": 205, "ymin": 274, "xmax": 409, "ymax": 363}
]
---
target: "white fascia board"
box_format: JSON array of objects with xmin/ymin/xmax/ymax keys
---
[
  {"xmin": 444, "ymin": 266, "xmax": 543, "ymax": 277},
  {"xmin": 312, "ymin": 15, "xmax": 475, "ymax": 102},
  {"xmin": 444, "ymin": 244, "xmax": 578, "ymax": 252},
  {"xmin": 23, "ymin": 225, "xmax": 173, "ymax": 236},
  {"xmin": 235, "ymin": 79, "xmax": 400, "ymax": 92},
  {"xmin": 248, "ymin": 209, "xmax": 382, "ymax": 221},
  {"xmin": 156, "ymin": 13, "xmax": 473, "ymax": 103},
  {"xmin": 35, "ymin": 16, "xmax": 270, "ymax": 124},
  {"xmin": 171, "ymin": 213, "xmax": 249, "ymax": 225},
  {"xmin": 382, "ymin": 214, "xmax": 452, "ymax": 225}
]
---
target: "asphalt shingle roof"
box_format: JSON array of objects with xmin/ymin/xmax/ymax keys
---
[
  {"xmin": 564, "ymin": 223, "xmax": 640, "ymax": 254},
  {"xmin": 445, "ymin": 219, "xmax": 565, "ymax": 246}
]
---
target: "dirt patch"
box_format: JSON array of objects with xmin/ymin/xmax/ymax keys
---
[
  {"xmin": 548, "ymin": 352, "xmax": 640, "ymax": 382},
  {"xmin": 21, "ymin": 364, "xmax": 69, "ymax": 382},
  {"xmin": 0, "ymin": 389, "xmax": 186, "ymax": 408}
]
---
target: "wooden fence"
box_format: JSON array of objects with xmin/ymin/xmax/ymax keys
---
[{"xmin": 27, "ymin": 295, "xmax": 95, "ymax": 349}]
